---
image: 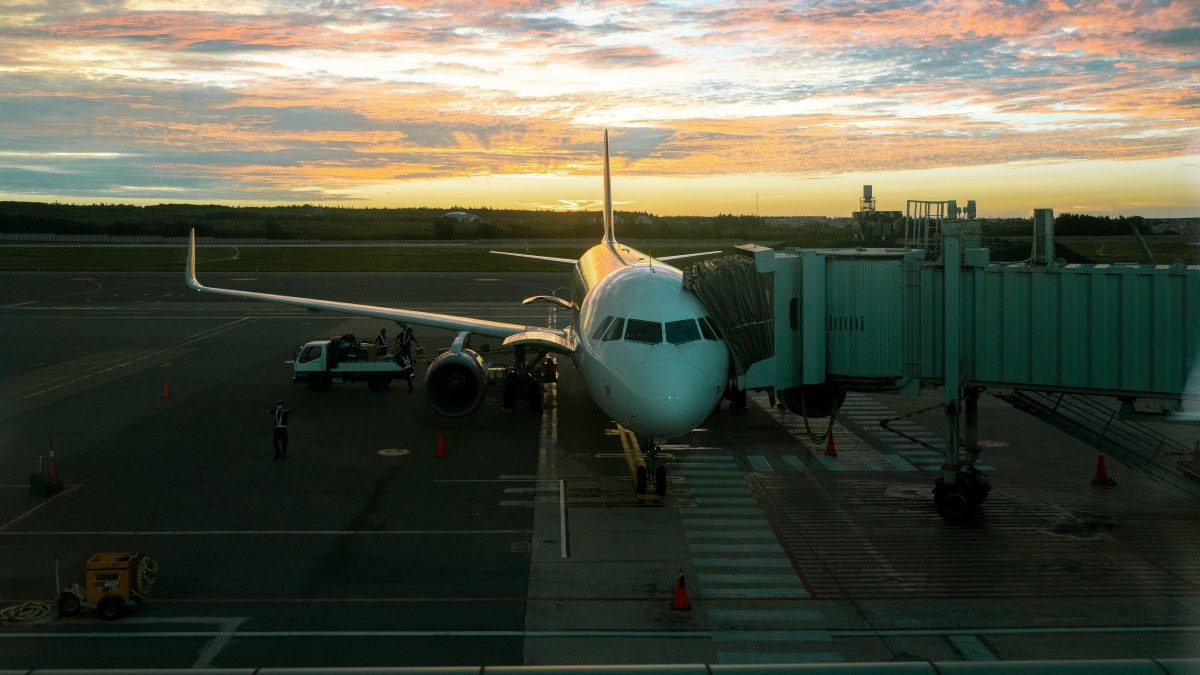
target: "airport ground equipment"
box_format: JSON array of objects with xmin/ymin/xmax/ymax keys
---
[
  {"xmin": 56, "ymin": 552, "xmax": 157, "ymax": 621},
  {"xmin": 294, "ymin": 336, "xmax": 413, "ymax": 391},
  {"xmin": 686, "ymin": 218, "xmax": 1198, "ymax": 521}
]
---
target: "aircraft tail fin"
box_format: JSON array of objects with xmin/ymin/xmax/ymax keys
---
[{"xmin": 602, "ymin": 130, "xmax": 615, "ymax": 245}]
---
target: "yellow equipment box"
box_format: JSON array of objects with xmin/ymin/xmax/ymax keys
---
[{"xmin": 85, "ymin": 553, "xmax": 137, "ymax": 605}]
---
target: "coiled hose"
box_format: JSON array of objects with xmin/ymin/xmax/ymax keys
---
[
  {"xmin": 0, "ymin": 601, "xmax": 52, "ymax": 623},
  {"xmin": 133, "ymin": 554, "xmax": 158, "ymax": 598}
]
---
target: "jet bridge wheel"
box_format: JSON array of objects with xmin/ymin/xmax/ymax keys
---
[{"xmin": 933, "ymin": 473, "xmax": 991, "ymax": 523}]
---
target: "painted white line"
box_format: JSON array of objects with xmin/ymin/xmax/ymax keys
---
[
  {"xmin": 702, "ymin": 587, "xmax": 810, "ymax": 599},
  {"xmin": 0, "ymin": 484, "xmax": 82, "ymax": 532},
  {"xmin": 4, "ymin": 625, "xmax": 1193, "ymax": 641},
  {"xmin": 949, "ymin": 634, "xmax": 997, "ymax": 661},
  {"xmin": 714, "ymin": 630, "xmax": 829, "ymax": 642},
  {"xmin": 0, "ymin": 529, "xmax": 531, "ymax": 536},
  {"xmin": 707, "ymin": 609, "xmax": 823, "ymax": 622},
  {"xmin": 1, "ymin": 300, "xmax": 35, "ymax": 308},
  {"xmin": 685, "ymin": 530, "xmax": 776, "ymax": 539},
  {"xmin": 684, "ymin": 518, "xmax": 768, "ymax": 527},
  {"xmin": 693, "ymin": 557, "xmax": 793, "ymax": 568},
  {"xmin": 697, "ymin": 574, "xmax": 800, "ymax": 584}
]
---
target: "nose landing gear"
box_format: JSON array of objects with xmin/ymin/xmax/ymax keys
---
[{"xmin": 636, "ymin": 438, "xmax": 669, "ymax": 499}]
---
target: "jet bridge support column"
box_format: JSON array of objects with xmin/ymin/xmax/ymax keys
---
[{"xmin": 933, "ymin": 225, "xmax": 991, "ymax": 521}]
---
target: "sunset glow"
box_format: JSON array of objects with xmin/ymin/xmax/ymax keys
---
[{"xmin": 1, "ymin": 1, "xmax": 1197, "ymax": 217}]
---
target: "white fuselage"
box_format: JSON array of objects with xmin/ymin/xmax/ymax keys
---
[{"xmin": 566, "ymin": 242, "xmax": 729, "ymax": 439}]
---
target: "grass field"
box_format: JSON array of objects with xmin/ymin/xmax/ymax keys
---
[
  {"xmin": 0, "ymin": 244, "xmax": 729, "ymax": 272},
  {"xmin": 2, "ymin": 238, "xmax": 1192, "ymax": 272}
]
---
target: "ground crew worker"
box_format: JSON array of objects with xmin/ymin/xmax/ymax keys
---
[
  {"xmin": 270, "ymin": 401, "xmax": 290, "ymax": 460},
  {"xmin": 394, "ymin": 324, "xmax": 422, "ymax": 393},
  {"xmin": 374, "ymin": 328, "xmax": 388, "ymax": 357}
]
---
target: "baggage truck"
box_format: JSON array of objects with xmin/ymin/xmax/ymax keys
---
[{"xmin": 294, "ymin": 334, "xmax": 411, "ymax": 391}]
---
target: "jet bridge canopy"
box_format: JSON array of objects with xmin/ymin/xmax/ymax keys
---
[{"xmin": 689, "ymin": 225, "xmax": 1198, "ymax": 404}]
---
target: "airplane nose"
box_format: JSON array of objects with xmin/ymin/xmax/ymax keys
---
[{"xmin": 636, "ymin": 360, "xmax": 720, "ymax": 438}]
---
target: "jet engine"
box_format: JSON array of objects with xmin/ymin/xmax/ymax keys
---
[
  {"xmin": 778, "ymin": 384, "xmax": 846, "ymax": 419},
  {"xmin": 425, "ymin": 349, "xmax": 487, "ymax": 417}
]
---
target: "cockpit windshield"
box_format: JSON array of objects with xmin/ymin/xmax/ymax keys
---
[
  {"xmin": 665, "ymin": 319, "xmax": 700, "ymax": 345},
  {"xmin": 624, "ymin": 319, "xmax": 662, "ymax": 344}
]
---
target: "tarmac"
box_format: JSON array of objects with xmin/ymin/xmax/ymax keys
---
[{"xmin": 0, "ymin": 271, "xmax": 1198, "ymax": 669}]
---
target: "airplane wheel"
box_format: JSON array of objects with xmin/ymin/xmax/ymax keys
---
[
  {"xmin": 654, "ymin": 465, "xmax": 667, "ymax": 496},
  {"xmin": 636, "ymin": 466, "xmax": 647, "ymax": 495}
]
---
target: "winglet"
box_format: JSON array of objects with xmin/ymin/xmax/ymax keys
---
[
  {"xmin": 185, "ymin": 228, "xmax": 203, "ymax": 291},
  {"xmin": 602, "ymin": 130, "xmax": 615, "ymax": 245}
]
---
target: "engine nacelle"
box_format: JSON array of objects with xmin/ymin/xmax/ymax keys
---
[
  {"xmin": 425, "ymin": 349, "xmax": 487, "ymax": 417},
  {"xmin": 778, "ymin": 384, "xmax": 846, "ymax": 419}
]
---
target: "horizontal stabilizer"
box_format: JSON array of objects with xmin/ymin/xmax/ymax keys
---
[
  {"xmin": 502, "ymin": 329, "xmax": 576, "ymax": 355},
  {"xmin": 490, "ymin": 251, "xmax": 577, "ymax": 265},
  {"xmin": 658, "ymin": 250, "xmax": 722, "ymax": 262}
]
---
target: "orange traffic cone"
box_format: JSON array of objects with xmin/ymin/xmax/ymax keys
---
[
  {"xmin": 671, "ymin": 570, "xmax": 691, "ymax": 611},
  {"xmin": 824, "ymin": 433, "xmax": 838, "ymax": 457},
  {"xmin": 1091, "ymin": 454, "xmax": 1116, "ymax": 486},
  {"xmin": 435, "ymin": 432, "xmax": 447, "ymax": 458},
  {"xmin": 160, "ymin": 377, "xmax": 172, "ymax": 399}
]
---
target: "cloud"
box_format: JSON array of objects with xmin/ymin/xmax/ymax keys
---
[{"xmin": 0, "ymin": 0, "xmax": 1194, "ymax": 212}]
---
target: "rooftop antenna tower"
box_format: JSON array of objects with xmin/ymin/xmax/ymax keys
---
[{"xmin": 860, "ymin": 185, "xmax": 876, "ymax": 213}]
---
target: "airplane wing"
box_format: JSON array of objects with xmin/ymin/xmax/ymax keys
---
[
  {"xmin": 185, "ymin": 230, "xmax": 550, "ymax": 340},
  {"xmin": 489, "ymin": 250, "xmax": 578, "ymax": 265},
  {"xmin": 657, "ymin": 250, "xmax": 722, "ymax": 262}
]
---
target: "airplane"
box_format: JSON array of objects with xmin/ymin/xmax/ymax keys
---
[{"xmin": 185, "ymin": 131, "xmax": 730, "ymax": 495}]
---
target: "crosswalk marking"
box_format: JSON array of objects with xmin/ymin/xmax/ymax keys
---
[
  {"xmin": 707, "ymin": 609, "xmax": 823, "ymax": 622},
  {"xmin": 747, "ymin": 455, "xmax": 773, "ymax": 472}
]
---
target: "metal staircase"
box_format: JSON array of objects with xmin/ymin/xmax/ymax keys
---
[{"xmin": 997, "ymin": 390, "xmax": 1199, "ymax": 496}]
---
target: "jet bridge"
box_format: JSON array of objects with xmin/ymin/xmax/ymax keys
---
[{"xmin": 684, "ymin": 220, "xmax": 1199, "ymax": 521}]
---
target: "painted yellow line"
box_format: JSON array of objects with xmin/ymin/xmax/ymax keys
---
[{"xmin": 617, "ymin": 425, "xmax": 645, "ymax": 478}]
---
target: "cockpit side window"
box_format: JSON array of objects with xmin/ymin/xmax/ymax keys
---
[
  {"xmin": 699, "ymin": 316, "xmax": 722, "ymax": 340},
  {"xmin": 592, "ymin": 315, "xmax": 614, "ymax": 340},
  {"xmin": 602, "ymin": 317, "xmax": 625, "ymax": 341},
  {"xmin": 665, "ymin": 319, "xmax": 701, "ymax": 345},
  {"xmin": 625, "ymin": 319, "xmax": 663, "ymax": 344}
]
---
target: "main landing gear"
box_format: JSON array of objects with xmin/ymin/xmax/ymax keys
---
[
  {"xmin": 501, "ymin": 346, "xmax": 555, "ymax": 413},
  {"xmin": 636, "ymin": 437, "xmax": 669, "ymax": 498}
]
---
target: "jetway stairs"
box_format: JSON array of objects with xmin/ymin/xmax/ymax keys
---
[
  {"xmin": 685, "ymin": 219, "xmax": 1199, "ymax": 521},
  {"xmin": 995, "ymin": 390, "xmax": 1198, "ymax": 497}
]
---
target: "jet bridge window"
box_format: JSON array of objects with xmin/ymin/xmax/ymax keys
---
[
  {"xmin": 665, "ymin": 319, "xmax": 701, "ymax": 345},
  {"xmin": 592, "ymin": 316, "xmax": 615, "ymax": 340},
  {"xmin": 602, "ymin": 317, "xmax": 625, "ymax": 342},
  {"xmin": 624, "ymin": 319, "xmax": 663, "ymax": 344},
  {"xmin": 698, "ymin": 316, "xmax": 720, "ymax": 341}
]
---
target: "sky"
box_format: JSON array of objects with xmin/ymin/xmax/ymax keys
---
[{"xmin": 0, "ymin": 0, "xmax": 1198, "ymax": 218}]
